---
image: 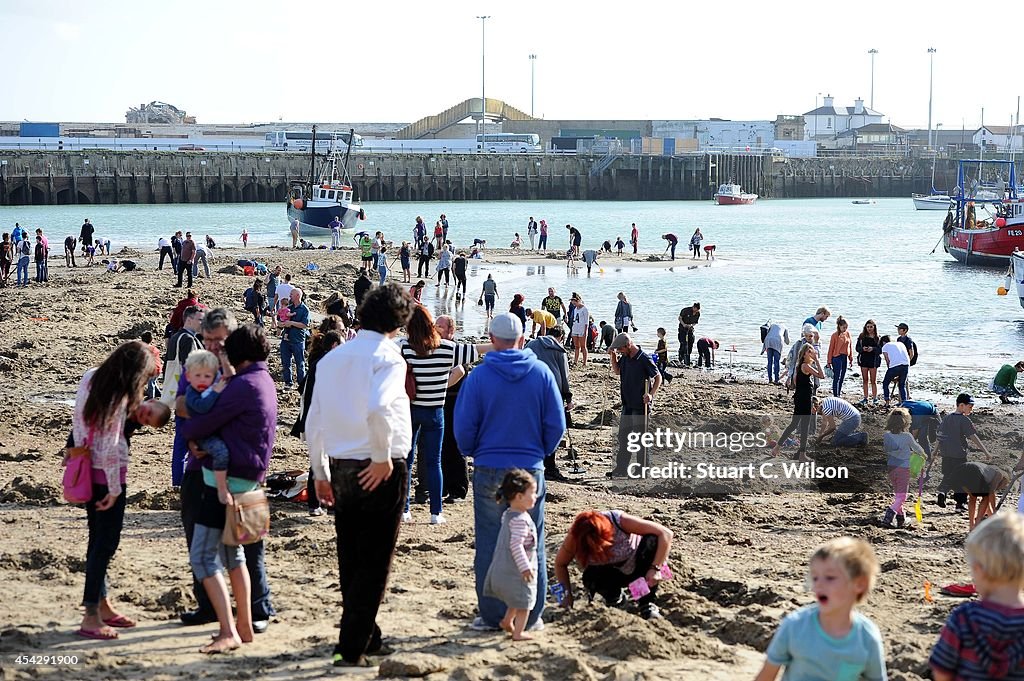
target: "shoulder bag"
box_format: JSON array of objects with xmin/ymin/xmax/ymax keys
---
[
  {"xmin": 62, "ymin": 431, "xmax": 93, "ymax": 504},
  {"xmin": 222, "ymin": 488, "xmax": 271, "ymax": 546}
]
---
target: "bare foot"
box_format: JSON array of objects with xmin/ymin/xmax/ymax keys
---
[
  {"xmin": 238, "ymin": 625, "xmax": 254, "ymax": 643},
  {"xmin": 511, "ymin": 633, "xmax": 534, "ymax": 641},
  {"xmin": 499, "ymin": 619, "xmax": 513, "ymax": 634},
  {"xmin": 200, "ymin": 636, "xmax": 241, "ymax": 654}
]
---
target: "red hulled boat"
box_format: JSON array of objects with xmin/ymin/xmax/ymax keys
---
[
  {"xmin": 942, "ymin": 160, "xmax": 1024, "ymax": 267},
  {"xmin": 713, "ymin": 183, "xmax": 758, "ymax": 205}
]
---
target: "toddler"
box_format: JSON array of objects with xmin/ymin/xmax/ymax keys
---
[
  {"xmin": 655, "ymin": 328, "xmax": 672, "ymax": 383},
  {"xmin": 510, "ymin": 233, "xmax": 522, "ymax": 250},
  {"xmin": 756, "ymin": 537, "xmax": 885, "ymax": 681},
  {"xmin": 760, "ymin": 415, "xmax": 797, "ymax": 451},
  {"xmin": 183, "ymin": 350, "xmax": 234, "ymax": 505},
  {"xmin": 483, "ymin": 469, "xmax": 539, "ymax": 641},
  {"xmin": 930, "ymin": 513, "xmax": 1024, "ymax": 679},
  {"xmin": 881, "ymin": 408, "xmax": 925, "ymax": 529}
]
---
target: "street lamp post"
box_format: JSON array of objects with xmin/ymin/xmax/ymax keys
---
[
  {"xmin": 476, "ymin": 15, "xmax": 491, "ymax": 138},
  {"xmin": 927, "ymin": 47, "xmax": 937, "ymax": 150},
  {"xmin": 529, "ymin": 53, "xmax": 536, "ymax": 117},
  {"xmin": 868, "ymin": 48, "xmax": 878, "ymax": 110}
]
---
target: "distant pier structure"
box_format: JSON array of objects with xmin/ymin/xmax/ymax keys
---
[{"xmin": 0, "ymin": 149, "xmax": 940, "ymax": 206}]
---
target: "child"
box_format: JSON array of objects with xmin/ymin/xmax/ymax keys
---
[
  {"xmin": 510, "ymin": 233, "xmax": 522, "ymax": 250},
  {"xmin": 955, "ymin": 462, "xmax": 1011, "ymax": 531},
  {"xmin": 614, "ymin": 237, "xmax": 625, "ymax": 255},
  {"xmin": 929, "ymin": 513, "xmax": 1024, "ymax": 679},
  {"xmin": 882, "ymin": 407, "xmax": 925, "ymax": 529},
  {"xmin": 565, "ymin": 247, "xmax": 578, "ymax": 272},
  {"xmin": 655, "ymin": 328, "xmax": 673, "ymax": 383},
  {"xmin": 183, "ymin": 351, "xmax": 235, "ymax": 506},
  {"xmin": 759, "ymin": 415, "xmax": 798, "ymax": 452},
  {"xmin": 239, "ymin": 228, "xmax": 249, "ymax": 248},
  {"xmin": 696, "ymin": 337, "xmax": 719, "ymax": 369},
  {"xmin": 377, "ymin": 245, "xmax": 389, "ymax": 286},
  {"xmin": 936, "ymin": 393, "xmax": 991, "ymax": 512},
  {"xmin": 756, "ymin": 537, "xmax": 885, "ymax": 681},
  {"xmin": 826, "ymin": 316, "xmax": 853, "ymax": 397},
  {"xmin": 483, "ymin": 469, "xmax": 539, "ymax": 641}
]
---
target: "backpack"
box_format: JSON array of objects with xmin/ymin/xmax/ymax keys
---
[
  {"xmin": 243, "ymin": 287, "xmax": 257, "ymax": 312},
  {"xmin": 909, "ymin": 341, "xmax": 919, "ymax": 367},
  {"xmin": 19, "ymin": 239, "xmax": 31, "ymax": 257},
  {"xmin": 760, "ymin": 321, "xmax": 771, "ymax": 343}
]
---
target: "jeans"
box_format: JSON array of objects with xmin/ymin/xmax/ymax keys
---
[
  {"xmin": 831, "ymin": 355, "xmax": 848, "ymax": 396},
  {"xmin": 766, "ymin": 348, "xmax": 781, "ymax": 382},
  {"xmin": 65, "ymin": 247, "xmax": 77, "ymax": 267},
  {"xmin": 16, "ymin": 256, "xmax": 29, "ymax": 285},
  {"xmin": 35, "ymin": 261, "xmax": 44, "ymax": 282},
  {"xmin": 417, "ymin": 256, "xmax": 430, "ymax": 277},
  {"xmin": 539, "ymin": 234, "xmax": 547, "ymax": 249},
  {"xmin": 437, "ymin": 268, "xmax": 450, "ymax": 286},
  {"xmin": 190, "ymin": 522, "xmax": 245, "ymax": 580},
  {"xmin": 171, "ymin": 427, "xmax": 188, "ymax": 486},
  {"xmin": 473, "ymin": 465, "xmax": 546, "ymax": 629},
  {"xmin": 330, "ymin": 458, "xmax": 407, "ymax": 663},
  {"xmin": 882, "ymin": 365, "xmax": 908, "ymax": 403},
  {"xmin": 678, "ymin": 325, "xmax": 695, "ymax": 364},
  {"xmin": 669, "ymin": 242, "xmax": 676, "ymax": 260},
  {"xmin": 83, "ymin": 483, "xmax": 127, "ymax": 607},
  {"xmin": 180, "ymin": 470, "xmax": 274, "ymax": 619},
  {"xmin": 529, "ymin": 233, "xmax": 536, "ymax": 250},
  {"xmin": 832, "ymin": 413, "xmax": 865, "ymax": 447},
  {"xmin": 280, "ymin": 337, "xmax": 306, "ymax": 387},
  {"xmin": 616, "ymin": 407, "xmax": 647, "ymax": 471},
  {"xmin": 158, "ymin": 246, "xmax": 173, "ymax": 269},
  {"xmin": 192, "ymin": 252, "xmax": 210, "ymax": 278},
  {"xmin": 379, "ymin": 267, "xmax": 388, "ymax": 286},
  {"xmin": 331, "ymin": 231, "xmax": 341, "ymax": 249},
  {"xmin": 484, "ymin": 293, "xmax": 495, "ymax": 313},
  {"xmin": 406, "ymin": 406, "xmax": 444, "ymax": 515}
]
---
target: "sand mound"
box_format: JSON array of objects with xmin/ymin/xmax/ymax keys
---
[
  {"xmin": 0, "ymin": 627, "xmax": 43, "ymax": 652},
  {"xmin": 0, "ymin": 476, "xmax": 62, "ymax": 506},
  {"xmin": 0, "ymin": 548, "xmax": 84, "ymax": 573},
  {"xmin": 127, "ymin": 488, "xmax": 181, "ymax": 510}
]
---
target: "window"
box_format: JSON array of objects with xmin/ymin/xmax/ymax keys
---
[{"xmin": 827, "ymin": 118, "xmax": 832, "ymax": 129}]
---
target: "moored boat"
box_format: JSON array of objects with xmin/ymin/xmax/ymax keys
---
[
  {"xmin": 942, "ymin": 159, "xmax": 1024, "ymax": 267},
  {"xmin": 912, "ymin": 193, "xmax": 951, "ymax": 210},
  {"xmin": 286, "ymin": 126, "xmax": 365, "ymax": 236},
  {"xmin": 852, "ymin": 199, "xmax": 876, "ymax": 205},
  {"xmin": 713, "ymin": 183, "xmax": 757, "ymax": 205},
  {"xmin": 1011, "ymin": 250, "xmax": 1024, "ymax": 310}
]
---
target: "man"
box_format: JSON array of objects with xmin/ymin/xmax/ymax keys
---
[
  {"xmin": 289, "ymin": 217, "xmax": 300, "ymax": 249},
  {"xmin": 598, "ymin": 321, "xmax": 616, "ymax": 351},
  {"xmin": 371, "ymin": 231, "xmax": 383, "ymax": 271},
  {"xmin": 566, "ymin": 224, "xmax": 582, "ymax": 256},
  {"xmin": 64, "ymin": 235, "xmax": 77, "ymax": 268},
  {"xmin": 992, "ymin": 360, "xmax": 1024, "ymax": 403},
  {"xmin": 936, "ymin": 393, "xmax": 991, "ymax": 512},
  {"xmin": 677, "ymin": 302, "xmax": 701, "ymax": 365},
  {"xmin": 273, "ymin": 273, "xmax": 294, "ymax": 317},
  {"xmin": 170, "ymin": 230, "xmax": 183, "ymax": 273},
  {"xmin": 879, "ymin": 334, "xmax": 910, "ymax": 406},
  {"xmin": 279, "ymin": 287, "xmax": 309, "ymax": 390},
  {"xmin": 354, "ymin": 271, "xmax": 372, "ymax": 309},
  {"xmin": 79, "ymin": 218, "xmax": 94, "ymax": 254},
  {"xmin": 662, "ymin": 233, "xmax": 678, "ymax": 260},
  {"xmin": 630, "ymin": 222, "xmax": 639, "ymax": 254},
  {"xmin": 526, "ymin": 325, "xmax": 572, "ymax": 481},
  {"xmin": 581, "ymin": 249, "xmax": 600, "ymax": 275},
  {"xmin": 328, "ymin": 216, "xmax": 342, "ymax": 250},
  {"xmin": 803, "ymin": 306, "xmax": 831, "ymax": 347},
  {"xmin": 161, "ymin": 304, "xmax": 205, "ymax": 418},
  {"xmin": 306, "ymin": 283, "xmax": 416, "ymax": 667},
  {"xmin": 812, "ymin": 396, "xmax": 867, "ymax": 447},
  {"xmin": 455, "ymin": 313, "xmax": 564, "ymax": 633},
  {"xmin": 607, "ymin": 333, "xmax": 661, "ymax": 478},
  {"xmin": 193, "ymin": 240, "xmax": 211, "ymax": 279},
  {"xmin": 529, "ymin": 307, "xmax": 558, "ymax": 338},
  {"xmin": 895, "ymin": 322, "xmax": 917, "ymax": 398},
  {"xmin": 174, "ymin": 232, "xmax": 196, "ymax": 288},
  {"xmin": 177, "ymin": 308, "xmax": 275, "ymax": 632},
  {"xmin": 541, "ymin": 287, "xmax": 567, "ymax": 325},
  {"xmin": 440, "ymin": 213, "xmax": 449, "ymax": 243},
  {"xmin": 453, "ymin": 251, "xmax": 468, "ymax": 301},
  {"xmin": 157, "ymin": 235, "xmax": 173, "ymax": 270},
  {"xmin": 527, "ymin": 216, "xmax": 538, "ymax": 251},
  {"xmin": 166, "ymin": 289, "xmax": 200, "ymax": 337},
  {"xmin": 33, "ymin": 229, "xmax": 48, "ymax": 282},
  {"xmin": 416, "ymin": 238, "xmax": 433, "ymax": 278}
]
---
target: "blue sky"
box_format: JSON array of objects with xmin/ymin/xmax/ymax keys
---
[{"xmin": 1, "ymin": 0, "xmax": 1020, "ymax": 131}]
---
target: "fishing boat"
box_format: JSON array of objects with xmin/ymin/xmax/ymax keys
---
[
  {"xmin": 942, "ymin": 159, "xmax": 1024, "ymax": 267},
  {"xmin": 1009, "ymin": 250, "xmax": 1024, "ymax": 310},
  {"xmin": 713, "ymin": 183, "xmax": 757, "ymax": 205},
  {"xmin": 852, "ymin": 199, "xmax": 876, "ymax": 205},
  {"xmin": 286, "ymin": 126, "xmax": 365, "ymax": 236}
]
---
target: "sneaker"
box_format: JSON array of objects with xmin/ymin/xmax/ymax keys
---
[
  {"xmin": 526, "ymin": 618, "xmax": 545, "ymax": 632},
  {"xmin": 546, "ymin": 469, "xmax": 570, "ymax": 482},
  {"xmin": 640, "ymin": 604, "xmax": 663, "ymax": 620},
  {"xmin": 856, "ymin": 398, "xmax": 868, "ymax": 407},
  {"xmin": 430, "ymin": 513, "xmax": 447, "ymax": 525},
  {"xmin": 896, "ymin": 513, "xmax": 906, "ymax": 529},
  {"xmin": 470, "ymin": 617, "xmax": 500, "ymax": 632},
  {"xmin": 401, "ymin": 511, "xmax": 412, "ymax": 522},
  {"xmin": 881, "ymin": 508, "xmax": 895, "ymax": 528},
  {"xmin": 937, "ymin": 493, "xmax": 947, "ymax": 508},
  {"xmin": 309, "ymin": 507, "xmax": 325, "ymax": 517},
  {"xmin": 332, "ymin": 653, "xmax": 372, "ymax": 667}
]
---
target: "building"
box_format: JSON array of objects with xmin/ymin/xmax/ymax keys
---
[
  {"xmin": 774, "ymin": 115, "xmax": 805, "ymax": 142},
  {"xmin": 972, "ymin": 126, "xmax": 1024, "ymax": 152},
  {"xmin": 835, "ymin": 123, "xmax": 907, "ymax": 153},
  {"xmin": 804, "ymin": 96, "xmax": 883, "ymax": 140}
]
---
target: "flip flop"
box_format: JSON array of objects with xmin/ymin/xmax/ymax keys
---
[
  {"xmin": 102, "ymin": 615, "xmax": 136, "ymax": 628},
  {"xmin": 76, "ymin": 627, "xmax": 118, "ymax": 640}
]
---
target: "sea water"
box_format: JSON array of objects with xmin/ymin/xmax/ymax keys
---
[{"xmin": 2, "ymin": 198, "xmax": 1021, "ymax": 390}]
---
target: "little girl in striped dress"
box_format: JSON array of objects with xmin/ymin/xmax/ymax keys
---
[{"xmin": 483, "ymin": 469, "xmax": 539, "ymax": 641}]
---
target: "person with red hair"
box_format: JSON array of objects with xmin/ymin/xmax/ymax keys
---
[{"xmin": 552, "ymin": 509, "xmax": 673, "ymax": 620}]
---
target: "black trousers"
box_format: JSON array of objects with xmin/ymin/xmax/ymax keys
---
[
  {"xmin": 417, "ymin": 256, "xmax": 430, "ymax": 277},
  {"xmin": 779, "ymin": 413, "xmax": 813, "ymax": 452},
  {"xmin": 582, "ymin": 534, "xmax": 659, "ymax": 608},
  {"xmin": 437, "ymin": 268, "xmax": 450, "ymax": 285},
  {"xmin": 158, "ymin": 246, "xmax": 173, "ymax": 269},
  {"xmin": 937, "ymin": 456, "xmax": 969, "ymax": 506},
  {"xmin": 83, "ymin": 483, "xmax": 127, "ymax": 606},
  {"xmin": 331, "ymin": 458, "xmax": 407, "ymax": 663},
  {"xmin": 176, "ymin": 260, "xmax": 194, "ymax": 287},
  {"xmin": 678, "ymin": 326, "xmax": 695, "ymax": 364},
  {"xmin": 696, "ymin": 339, "xmax": 712, "ymax": 367},
  {"xmin": 616, "ymin": 407, "xmax": 647, "ymax": 471}
]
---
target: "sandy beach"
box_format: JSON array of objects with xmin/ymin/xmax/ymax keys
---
[{"xmin": 1, "ymin": 243, "xmax": 1021, "ymax": 680}]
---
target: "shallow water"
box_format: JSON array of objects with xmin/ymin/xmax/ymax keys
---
[{"xmin": 3, "ymin": 198, "xmax": 1022, "ymax": 387}]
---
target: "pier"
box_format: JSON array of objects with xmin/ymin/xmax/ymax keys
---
[{"xmin": 0, "ymin": 150, "xmax": 972, "ymax": 206}]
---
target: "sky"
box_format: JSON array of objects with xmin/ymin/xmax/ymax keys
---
[{"xmin": 2, "ymin": 0, "xmax": 1022, "ymax": 132}]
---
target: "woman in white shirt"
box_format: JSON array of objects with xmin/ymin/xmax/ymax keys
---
[{"xmin": 570, "ymin": 293, "xmax": 590, "ymax": 368}]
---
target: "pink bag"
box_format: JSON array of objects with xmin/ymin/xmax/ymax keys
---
[{"xmin": 63, "ymin": 432, "xmax": 93, "ymax": 504}]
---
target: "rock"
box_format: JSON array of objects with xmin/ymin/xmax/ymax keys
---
[{"xmin": 378, "ymin": 653, "xmax": 448, "ymax": 678}]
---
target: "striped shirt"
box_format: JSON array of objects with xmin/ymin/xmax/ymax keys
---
[
  {"xmin": 399, "ymin": 339, "xmax": 479, "ymax": 408},
  {"xmin": 930, "ymin": 600, "xmax": 1024, "ymax": 679},
  {"xmin": 508, "ymin": 510, "xmax": 537, "ymax": 574},
  {"xmin": 820, "ymin": 397, "xmax": 859, "ymax": 421}
]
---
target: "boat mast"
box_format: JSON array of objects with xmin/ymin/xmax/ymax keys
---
[
  {"xmin": 342, "ymin": 128, "xmax": 355, "ymax": 187},
  {"xmin": 309, "ymin": 125, "xmax": 317, "ymax": 187}
]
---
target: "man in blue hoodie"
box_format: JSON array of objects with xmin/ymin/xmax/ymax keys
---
[{"xmin": 455, "ymin": 312, "xmax": 565, "ymax": 633}]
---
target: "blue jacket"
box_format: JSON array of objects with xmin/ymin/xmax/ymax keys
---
[{"xmin": 454, "ymin": 349, "xmax": 565, "ymax": 470}]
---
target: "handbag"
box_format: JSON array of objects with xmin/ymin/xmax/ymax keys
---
[
  {"xmin": 62, "ymin": 432, "xmax": 93, "ymax": 504},
  {"xmin": 404, "ymin": 357, "xmax": 417, "ymax": 400},
  {"xmin": 222, "ymin": 488, "xmax": 270, "ymax": 546}
]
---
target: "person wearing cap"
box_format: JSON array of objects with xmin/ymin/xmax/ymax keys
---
[
  {"xmin": 935, "ymin": 393, "xmax": 992, "ymax": 512},
  {"xmin": 879, "ymin": 334, "xmax": 910, "ymax": 407},
  {"xmin": 990, "ymin": 360, "xmax": 1024, "ymax": 404},
  {"xmin": 454, "ymin": 312, "xmax": 565, "ymax": 633},
  {"xmin": 607, "ymin": 332, "xmax": 662, "ymax": 478}
]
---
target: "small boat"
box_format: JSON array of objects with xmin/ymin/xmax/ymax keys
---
[
  {"xmin": 942, "ymin": 159, "xmax": 1024, "ymax": 267},
  {"xmin": 852, "ymin": 199, "xmax": 876, "ymax": 205},
  {"xmin": 286, "ymin": 126, "xmax": 365, "ymax": 236},
  {"xmin": 713, "ymin": 183, "xmax": 757, "ymax": 205},
  {"xmin": 912, "ymin": 193, "xmax": 951, "ymax": 210},
  {"xmin": 1010, "ymin": 251, "xmax": 1024, "ymax": 310}
]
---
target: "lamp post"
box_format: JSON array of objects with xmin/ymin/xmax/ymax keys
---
[
  {"xmin": 529, "ymin": 53, "xmax": 536, "ymax": 117},
  {"xmin": 476, "ymin": 15, "xmax": 491, "ymax": 138},
  {"xmin": 868, "ymin": 48, "xmax": 878, "ymax": 110},
  {"xmin": 927, "ymin": 47, "xmax": 937, "ymax": 150}
]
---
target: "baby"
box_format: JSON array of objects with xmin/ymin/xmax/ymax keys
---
[
  {"xmin": 761, "ymin": 415, "xmax": 797, "ymax": 451},
  {"xmin": 183, "ymin": 350, "xmax": 235, "ymax": 504}
]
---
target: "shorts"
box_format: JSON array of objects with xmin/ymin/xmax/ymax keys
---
[{"xmin": 189, "ymin": 522, "xmax": 245, "ymax": 580}]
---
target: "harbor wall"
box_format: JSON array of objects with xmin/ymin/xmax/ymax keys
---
[{"xmin": 0, "ymin": 150, "xmax": 972, "ymax": 206}]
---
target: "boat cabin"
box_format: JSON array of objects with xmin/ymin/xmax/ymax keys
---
[
  {"xmin": 716, "ymin": 184, "xmax": 741, "ymax": 197},
  {"xmin": 315, "ymin": 186, "xmax": 353, "ymax": 203}
]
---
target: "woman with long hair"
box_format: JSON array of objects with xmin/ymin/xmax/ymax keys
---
[
  {"xmin": 614, "ymin": 291, "xmax": 633, "ymax": 333},
  {"xmin": 399, "ymin": 306, "xmax": 490, "ymax": 523},
  {"xmin": 570, "ymin": 293, "xmax": 590, "ymax": 368},
  {"xmin": 509, "ymin": 293, "xmax": 527, "ymax": 327},
  {"xmin": 856, "ymin": 319, "xmax": 882, "ymax": 406},
  {"xmin": 773, "ymin": 343, "xmax": 824, "ymax": 461},
  {"xmin": 72, "ymin": 340, "xmax": 158, "ymax": 640},
  {"xmin": 553, "ymin": 510, "xmax": 673, "ymax": 620}
]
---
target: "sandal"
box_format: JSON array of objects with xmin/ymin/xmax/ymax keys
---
[
  {"xmin": 76, "ymin": 627, "xmax": 118, "ymax": 640},
  {"xmin": 102, "ymin": 614, "xmax": 136, "ymax": 628}
]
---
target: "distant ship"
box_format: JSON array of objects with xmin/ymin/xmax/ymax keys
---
[
  {"xmin": 713, "ymin": 183, "xmax": 757, "ymax": 205},
  {"xmin": 286, "ymin": 126, "xmax": 365, "ymax": 235}
]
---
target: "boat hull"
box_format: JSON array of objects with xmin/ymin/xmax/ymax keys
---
[
  {"xmin": 286, "ymin": 202, "xmax": 363, "ymax": 236},
  {"xmin": 1012, "ymin": 252, "xmax": 1024, "ymax": 311},
  {"xmin": 714, "ymin": 194, "xmax": 757, "ymax": 205},
  {"xmin": 913, "ymin": 194, "xmax": 950, "ymax": 210},
  {"xmin": 943, "ymin": 227, "xmax": 1024, "ymax": 267}
]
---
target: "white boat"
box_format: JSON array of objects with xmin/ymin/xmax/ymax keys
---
[
  {"xmin": 1011, "ymin": 250, "xmax": 1024, "ymax": 310},
  {"xmin": 852, "ymin": 199, "xmax": 876, "ymax": 205},
  {"xmin": 912, "ymin": 193, "xmax": 951, "ymax": 210}
]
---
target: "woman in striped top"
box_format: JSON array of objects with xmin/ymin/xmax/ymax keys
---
[{"xmin": 400, "ymin": 306, "xmax": 491, "ymax": 523}]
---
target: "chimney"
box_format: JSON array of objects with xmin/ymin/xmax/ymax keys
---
[
  {"xmin": 854, "ymin": 98, "xmax": 864, "ymax": 114},
  {"xmin": 822, "ymin": 95, "xmax": 834, "ymax": 109}
]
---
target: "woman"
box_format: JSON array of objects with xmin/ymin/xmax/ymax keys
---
[
  {"xmin": 538, "ymin": 219, "xmax": 548, "ymax": 251},
  {"xmin": 570, "ymin": 293, "xmax": 590, "ymax": 368},
  {"xmin": 177, "ymin": 325, "xmax": 276, "ymax": 653},
  {"xmin": 553, "ymin": 510, "xmax": 673, "ymax": 621},
  {"xmin": 72, "ymin": 341, "xmax": 158, "ymax": 640},
  {"xmin": 826, "ymin": 316, "xmax": 853, "ymax": 397},
  {"xmin": 399, "ymin": 307, "xmax": 490, "ymax": 524},
  {"xmin": 480, "ymin": 274, "xmax": 498, "ymax": 318},
  {"xmin": 0, "ymin": 232, "xmax": 11, "ymax": 286},
  {"xmin": 773, "ymin": 343, "xmax": 824, "ymax": 462},
  {"xmin": 434, "ymin": 221, "xmax": 444, "ymax": 250},
  {"xmin": 435, "ymin": 243, "xmax": 452, "ymax": 288},
  {"xmin": 613, "ymin": 292, "xmax": 633, "ymax": 333},
  {"xmin": 509, "ymin": 293, "xmax": 527, "ymax": 327},
  {"xmin": 689, "ymin": 228, "xmax": 703, "ymax": 258},
  {"xmin": 399, "ymin": 241, "xmax": 412, "ymax": 283},
  {"xmin": 856, "ymin": 320, "xmax": 882, "ymax": 407}
]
